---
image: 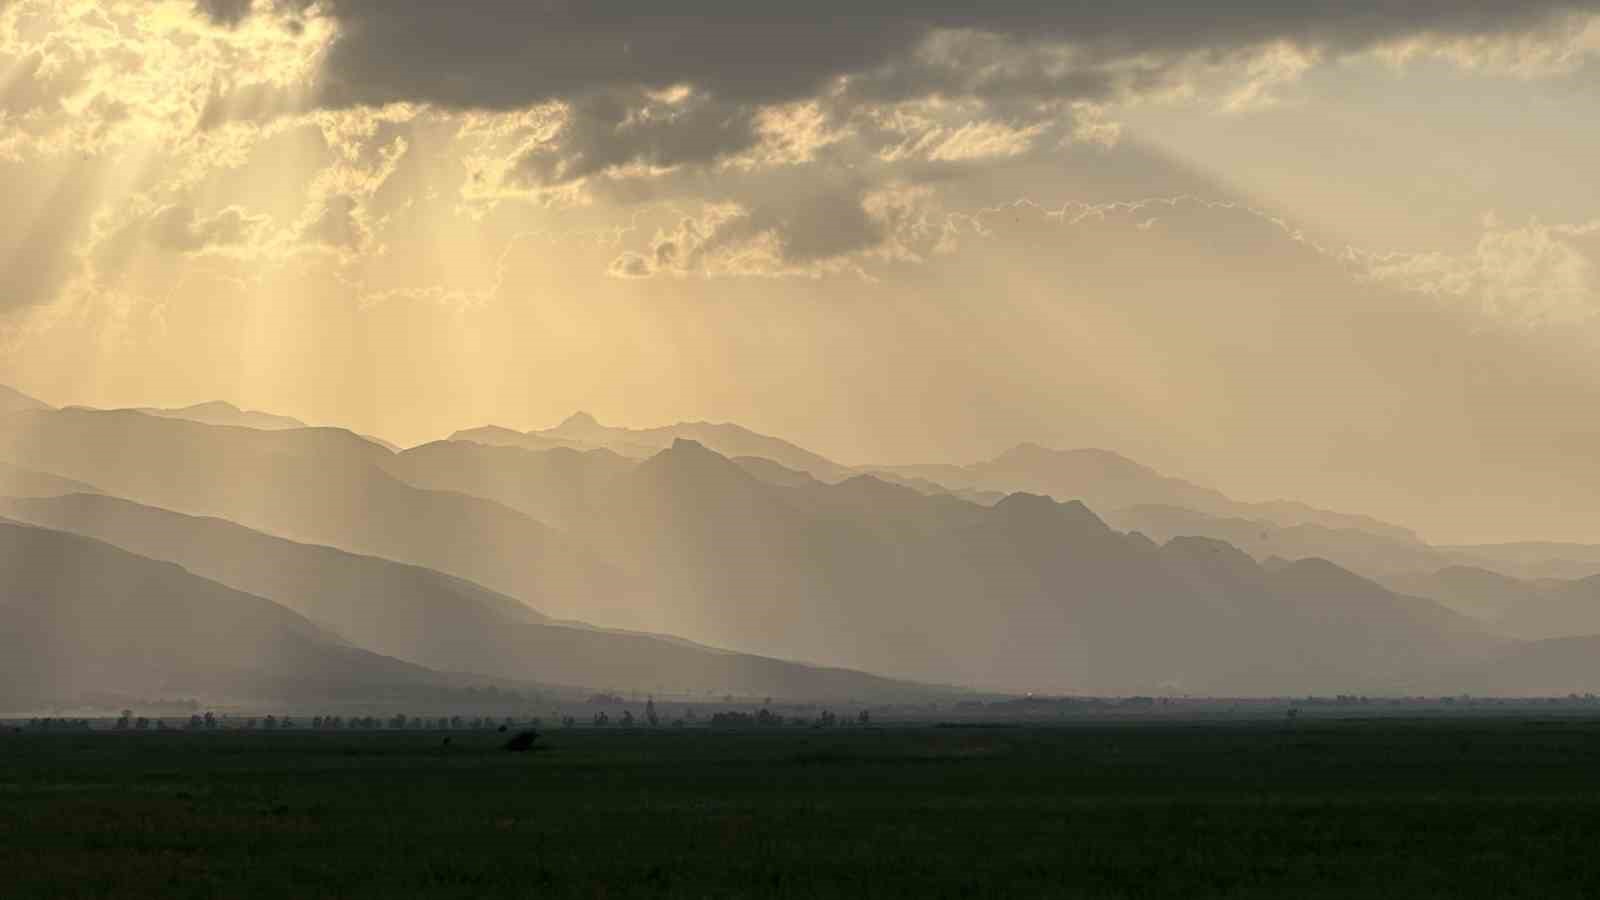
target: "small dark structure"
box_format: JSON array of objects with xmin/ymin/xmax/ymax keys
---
[{"xmin": 503, "ymin": 729, "xmax": 541, "ymax": 752}]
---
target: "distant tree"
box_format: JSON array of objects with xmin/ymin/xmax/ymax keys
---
[
  {"xmin": 645, "ymin": 698, "xmax": 659, "ymax": 728},
  {"xmin": 312, "ymin": 716, "xmax": 324, "ymax": 729},
  {"xmin": 135, "ymin": 716, "xmax": 150, "ymax": 731},
  {"xmin": 756, "ymin": 708, "xmax": 779, "ymax": 727},
  {"xmin": 263, "ymin": 715, "xmax": 278, "ymax": 730},
  {"xmin": 115, "ymin": 710, "xmax": 132, "ymax": 730},
  {"xmin": 390, "ymin": 713, "xmax": 407, "ymax": 729},
  {"xmin": 562, "ymin": 716, "xmax": 576, "ymax": 729},
  {"xmin": 593, "ymin": 712, "xmax": 609, "ymax": 727},
  {"xmin": 857, "ymin": 710, "xmax": 871, "ymax": 726},
  {"xmin": 203, "ymin": 711, "xmax": 216, "ymax": 730},
  {"xmin": 280, "ymin": 716, "xmax": 294, "ymax": 729},
  {"xmin": 188, "ymin": 714, "xmax": 204, "ymax": 730},
  {"xmin": 620, "ymin": 710, "xmax": 635, "ymax": 728}
]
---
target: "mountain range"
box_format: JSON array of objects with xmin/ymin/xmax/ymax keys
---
[{"xmin": 3, "ymin": 383, "xmax": 1599, "ymax": 705}]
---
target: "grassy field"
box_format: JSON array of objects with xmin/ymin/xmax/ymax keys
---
[{"xmin": 3, "ymin": 717, "xmax": 1600, "ymax": 898}]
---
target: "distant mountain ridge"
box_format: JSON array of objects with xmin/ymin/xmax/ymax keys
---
[
  {"xmin": 8, "ymin": 385, "xmax": 1600, "ymax": 698},
  {"xmin": 452, "ymin": 411, "xmax": 852, "ymax": 481},
  {"xmin": 0, "ymin": 407, "xmax": 633, "ymax": 625},
  {"xmin": 407, "ymin": 436, "xmax": 1504, "ymax": 694},
  {"xmin": 868, "ymin": 442, "xmax": 1421, "ymax": 543},
  {"xmin": 0, "ymin": 492, "xmax": 937, "ymax": 701},
  {"xmin": 133, "ymin": 400, "xmax": 308, "ymax": 431},
  {"xmin": 0, "ymin": 519, "xmax": 459, "ymax": 706}
]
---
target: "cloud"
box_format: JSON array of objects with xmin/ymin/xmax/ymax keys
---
[
  {"xmin": 296, "ymin": 3, "xmax": 1598, "ymax": 113},
  {"xmin": 253, "ymin": 2, "xmax": 1600, "ymax": 238},
  {"xmin": 607, "ymin": 180, "xmax": 941, "ymax": 278},
  {"xmin": 1362, "ymin": 218, "xmax": 1600, "ymax": 327},
  {"xmin": 147, "ymin": 204, "xmax": 270, "ymax": 254},
  {"xmin": 194, "ymin": 0, "xmax": 253, "ymax": 28}
]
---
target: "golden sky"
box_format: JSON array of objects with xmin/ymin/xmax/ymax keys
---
[{"xmin": 4, "ymin": 1, "xmax": 1600, "ymax": 543}]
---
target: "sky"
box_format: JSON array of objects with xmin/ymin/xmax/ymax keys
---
[{"xmin": 3, "ymin": 1, "xmax": 1600, "ymax": 544}]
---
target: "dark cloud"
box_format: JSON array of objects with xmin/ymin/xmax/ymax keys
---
[
  {"xmin": 512, "ymin": 91, "xmax": 760, "ymax": 188},
  {"xmin": 298, "ymin": 2, "xmax": 1596, "ymax": 111},
  {"xmin": 194, "ymin": 0, "xmax": 253, "ymax": 28},
  {"xmin": 253, "ymin": 2, "xmax": 1599, "ymax": 188}
]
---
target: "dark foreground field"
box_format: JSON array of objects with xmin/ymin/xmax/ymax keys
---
[{"xmin": 4, "ymin": 718, "xmax": 1600, "ymax": 898}]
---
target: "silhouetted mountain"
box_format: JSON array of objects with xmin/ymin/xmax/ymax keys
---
[
  {"xmin": 132, "ymin": 400, "xmax": 308, "ymax": 431},
  {"xmin": 1443, "ymin": 542, "xmax": 1600, "ymax": 581},
  {"xmin": 869, "ymin": 443, "xmax": 1419, "ymax": 542},
  {"xmin": 67, "ymin": 401, "xmax": 403, "ymax": 451},
  {"xmin": 0, "ymin": 492, "xmax": 935, "ymax": 700},
  {"xmin": 0, "ymin": 402, "xmax": 1575, "ymax": 698},
  {"xmin": 732, "ymin": 456, "xmax": 820, "ymax": 488},
  {"xmin": 1382, "ymin": 566, "xmax": 1600, "ymax": 641},
  {"xmin": 0, "ymin": 520, "xmax": 455, "ymax": 706},
  {"xmin": 0, "ymin": 384, "xmax": 50, "ymax": 416},
  {"xmin": 450, "ymin": 424, "xmax": 604, "ymax": 454},
  {"xmin": 381, "ymin": 441, "xmax": 633, "ymax": 529},
  {"xmin": 452, "ymin": 412, "xmax": 852, "ymax": 481},
  {"xmin": 1108, "ymin": 504, "xmax": 1448, "ymax": 576},
  {"xmin": 0, "ymin": 408, "xmax": 630, "ymax": 623},
  {"xmin": 504, "ymin": 439, "xmax": 1500, "ymax": 694}
]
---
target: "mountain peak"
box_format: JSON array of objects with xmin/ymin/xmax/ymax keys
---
[
  {"xmin": 635, "ymin": 438, "xmax": 760, "ymax": 491},
  {"xmin": 182, "ymin": 400, "xmax": 242, "ymax": 414},
  {"xmin": 992, "ymin": 492, "xmax": 1109, "ymax": 533},
  {"xmin": 552, "ymin": 411, "xmax": 604, "ymax": 435}
]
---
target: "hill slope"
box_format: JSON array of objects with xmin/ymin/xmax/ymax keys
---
[
  {"xmin": 0, "ymin": 384, "xmax": 50, "ymax": 416},
  {"xmin": 0, "ymin": 408, "xmax": 631, "ymax": 623},
  {"xmin": 0, "ymin": 493, "xmax": 937, "ymax": 701},
  {"xmin": 0, "ymin": 520, "xmax": 454, "ymax": 706}
]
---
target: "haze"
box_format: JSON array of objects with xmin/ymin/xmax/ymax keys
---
[{"xmin": 5, "ymin": 2, "xmax": 1600, "ymax": 708}]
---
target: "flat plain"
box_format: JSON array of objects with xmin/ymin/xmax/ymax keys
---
[{"xmin": 3, "ymin": 717, "xmax": 1599, "ymax": 898}]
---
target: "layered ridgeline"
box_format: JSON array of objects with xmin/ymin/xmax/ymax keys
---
[
  {"xmin": 1381, "ymin": 567, "xmax": 1600, "ymax": 642},
  {"xmin": 452, "ymin": 411, "xmax": 1600, "ymax": 584},
  {"xmin": 0, "ymin": 520, "xmax": 456, "ymax": 707},
  {"xmin": 452, "ymin": 411, "xmax": 853, "ymax": 481},
  {"xmin": 0, "ymin": 407, "xmax": 636, "ymax": 625},
  {"xmin": 0, "ymin": 493, "xmax": 939, "ymax": 703},
  {"xmin": 4, "ymin": 392, "xmax": 1599, "ymax": 698},
  {"xmin": 382, "ymin": 435, "xmax": 1514, "ymax": 695}
]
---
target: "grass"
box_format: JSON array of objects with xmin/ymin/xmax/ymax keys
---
[{"xmin": 3, "ymin": 717, "xmax": 1600, "ymax": 897}]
